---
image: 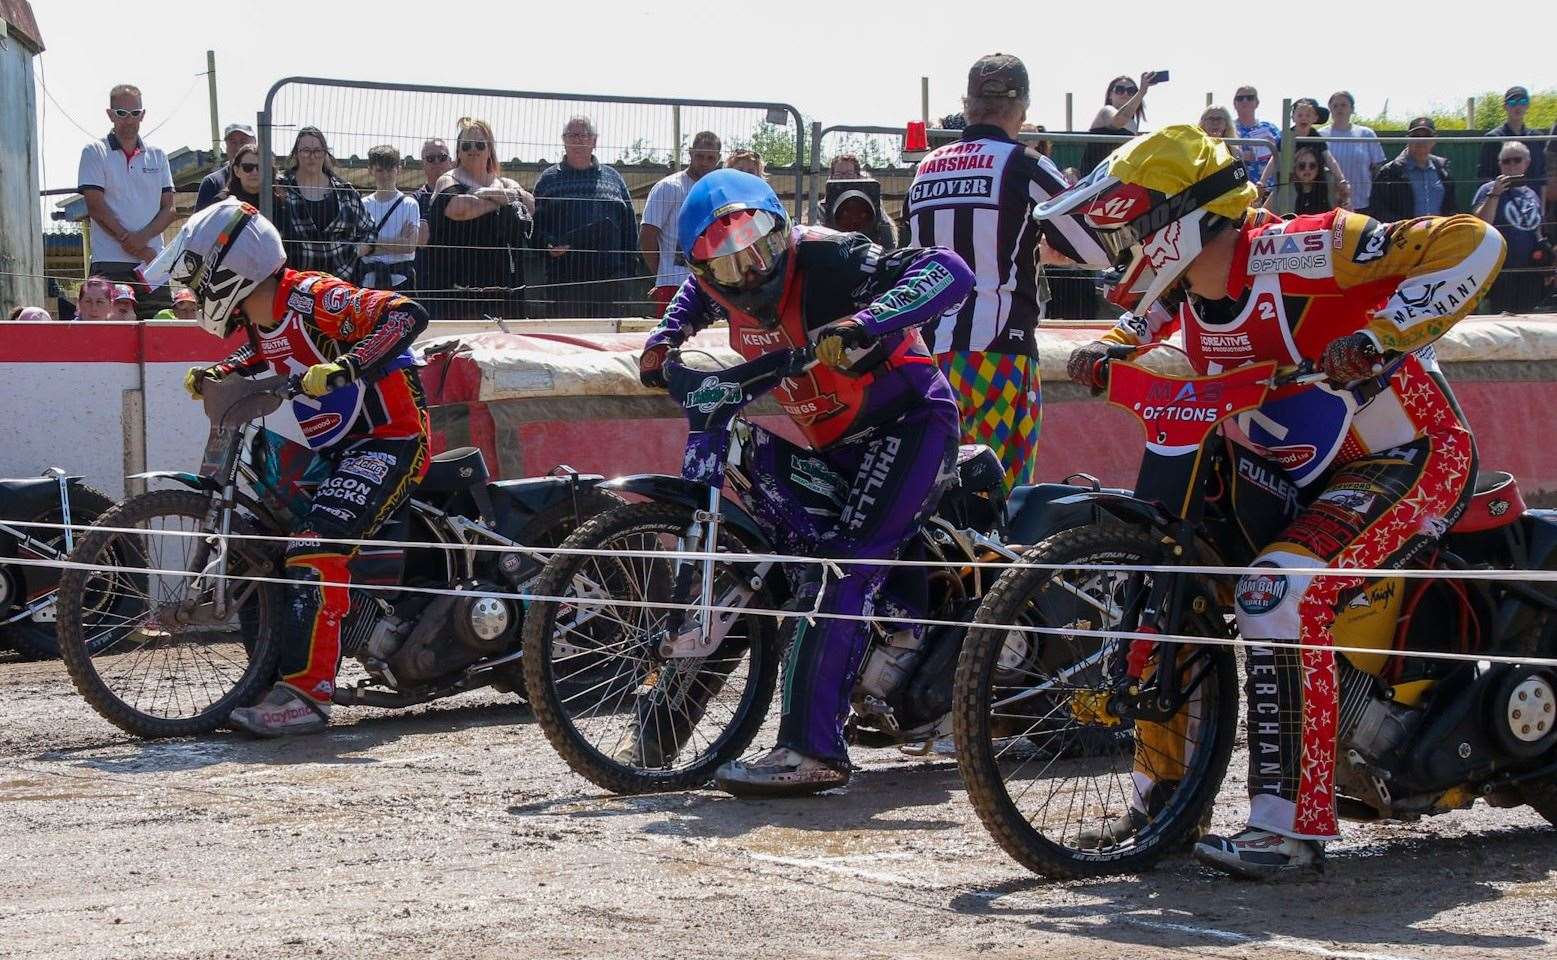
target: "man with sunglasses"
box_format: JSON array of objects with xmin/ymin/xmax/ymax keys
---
[
  {"xmin": 1232, "ymin": 86, "xmax": 1281, "ymax": 185},
  {"xmin": 1059, "ymin": 126, "xmax": 1505, "ymax": 879},
  {"xmin": 412, "ymin": 139, "xmax": 454, "ymax": 299},
  {"xmin": 77, "ymin": 83, "xmax": 175, "ymax": 317},
  {"xmin": 636, "ymin": 170, "xmax": 974, "ymax": 795},
  {"xmin": 1477, "ymin": 87, "xmax": 1548, "ymax": 190},
  {"xmin": 195, "ymin": 122, "xmax": 257, "ymax": 213}
]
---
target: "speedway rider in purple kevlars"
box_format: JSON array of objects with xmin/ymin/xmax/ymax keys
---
[{"xmin": 637, "ymin": 170, "xmax": 974, "ymax": 796}]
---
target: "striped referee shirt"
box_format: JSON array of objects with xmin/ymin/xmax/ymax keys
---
[{"xmin": 905, "ymin": 124, "xmax": 1110, "ymax": 357}]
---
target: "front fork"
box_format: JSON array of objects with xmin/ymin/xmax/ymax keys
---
[
  {"xmin": 1117, "ymin": 522, "xmax": 1198, "ymax": 721},
  {"xmin": 181, "ymin": 484, "xmax": 238, "ymax": 622},
  {"xmin": 660, "ymin": 485, "xmax": 723, "ymax": 652}
]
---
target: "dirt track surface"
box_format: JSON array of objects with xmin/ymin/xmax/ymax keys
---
[{"xmin": 2, "ymin": 650, "xmax": 1555, "ymax": 960}]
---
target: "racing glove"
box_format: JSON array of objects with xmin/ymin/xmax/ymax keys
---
[
  {"xmin": 639, "ymin": 342, "xmax": 670, "ymax": 389},
  {"xmin": 815, "ymin": 319, "xmax": 873, "ymax": 369},
  {"xmin": 1066, "ymin": 341, "xmax": 1112, "ymax": 393},
  {"xmin": 183, "ymin": 365, "xmax": 220, "ymax": 400},
  {"xmin": 1320, "ymin": 333, "xmax": 1384, "ymax": 385},
  {"xmin": 300, "ymin": 360, "xmax": 352, "ymax": 398}
]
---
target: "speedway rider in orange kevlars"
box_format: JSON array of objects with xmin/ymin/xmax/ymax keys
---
[
  {"xmin": 1054, "ymin": 126, "xmax": 1505, "ymax": 878},
  {"xmin": 143, "ymin": 197, "xmax": 431, "ymax": 738}
]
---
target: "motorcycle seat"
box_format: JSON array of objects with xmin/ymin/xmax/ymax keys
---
[
  {"xmin": 1451, "ymin": 471, "xmax": 1524, "ymax": 534},
  {"xmin": 419, "ymin": 447, "xmax": 490, "ymax": 493}
]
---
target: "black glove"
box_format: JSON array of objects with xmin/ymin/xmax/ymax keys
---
[
  {"xmin": 1066, "ymin": 341, "xmax": 1112, "ymax": 392},
  {"xmin": 1320, "ymin": 333, "xmax": 1384, "ymax": 385},
  {"xmin": 639, "ymin": 342, "xmax": 670, "ymax": 389}
]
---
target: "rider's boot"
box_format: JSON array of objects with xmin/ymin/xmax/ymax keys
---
[
  {"xmin": 1193, "ymin": 827, "xmax": 1326, "ymax": 880},
  {"xmin": 229, "ymin": 683, "xmax": 332, "ymax": 738},
  {"xmin": 713, "ymin": 746, "xmax": 850, "ymax": 797},
  {"xmin": 1076, "ymin": 779, "xmax": 1180, "ymax": 850}
]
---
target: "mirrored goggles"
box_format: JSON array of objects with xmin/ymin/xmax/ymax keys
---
[{"xmin": 690, "ymin": 213, "xmax": 787, "ymax": 288}]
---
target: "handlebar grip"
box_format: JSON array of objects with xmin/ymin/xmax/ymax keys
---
[
  {"xmin": 1105, "ymin": 344, "xmax": 1137, "ymax": 360},
  {"xmin": 285, "ymin": 374, "xmax": 304, "ymax": 399}
]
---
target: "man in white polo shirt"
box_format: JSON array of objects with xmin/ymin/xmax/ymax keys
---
[
  {"xmin": 638, "ymin": 131, "xmax": 721, "ymax": 317},
  {"xmin": 78, "ymin": 83, "xmax": 176, "ymax": 317}
]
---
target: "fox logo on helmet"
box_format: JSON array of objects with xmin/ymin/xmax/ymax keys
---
[{"xmin": 1143, "ymin": 220, "xmax": 1184, "ymax": 269}]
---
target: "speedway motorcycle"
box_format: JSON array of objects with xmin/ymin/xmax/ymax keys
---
[
  {"xmin": 53, "ymin": 373, "xmax": 618, "ymax": 738},
  {"xmin": 0, "ymin": 469, "xmax": 117, "ymax": 659},
  {"xmin": 953, "ymin": 343, "xmax": 1557, "ymax": 878},
  {"xmin": 518, "ymin": 346, "xmax": 1106, "ymax": 794}
]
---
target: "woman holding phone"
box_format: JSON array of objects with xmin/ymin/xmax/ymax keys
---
[{"xmin": 1081, "ymin": 71, "xmax": 1161, "ymax": 173}]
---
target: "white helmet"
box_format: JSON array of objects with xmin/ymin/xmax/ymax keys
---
[{"xmin": 140, "ymin": 198, "xmax": 286, "ymax": 337}]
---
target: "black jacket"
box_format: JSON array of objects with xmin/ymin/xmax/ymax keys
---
[{"xmin": 1370, "ymin": 153, "xmax": 1458, "ymax": 222}]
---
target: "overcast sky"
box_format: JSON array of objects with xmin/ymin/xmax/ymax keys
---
[{"xmin": 29, "ymin": 0, "xmax": 1536, "ymax": 195}]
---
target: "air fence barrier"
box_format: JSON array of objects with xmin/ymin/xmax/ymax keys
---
[{"xmin": 256, "ymin": 76, "xmax": 805, "ymax": 323}]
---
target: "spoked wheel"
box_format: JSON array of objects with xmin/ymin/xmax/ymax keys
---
[
  {"xmin": 55, "ymin": 490, "xmax": 284, "ymax": 738},
  {"xmin": 521, "ymin": 501, "xmax": 780, "ymax": 793},
  {"xmin": 953, "ymin": 524, "xmax": 1238, "ymax": 878},
  {"xmin": 2, "ymin": 484, "xmax": 119, "ymax": 660}
]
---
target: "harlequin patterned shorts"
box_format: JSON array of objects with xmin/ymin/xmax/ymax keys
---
[{"xmin": 936, "ymin": 351, "xmax": 1041, "ymax": 490}]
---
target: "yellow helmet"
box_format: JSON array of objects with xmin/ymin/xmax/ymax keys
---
[{"xmin": 1034, "ymin": 124, "xmax": 1257, "ymax": 313}]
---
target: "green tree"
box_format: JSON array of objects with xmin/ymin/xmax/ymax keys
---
[
  {"xmin": 617, "ymin": 137, "xmax": 666, "ymax": 165},
  {"xmin": 826, "ymin": 133, "xmax": 900, "ymax": 172},
  {"xmin": 1358, "ymin": 88, "xmax": 1556, "ymax": 130}
]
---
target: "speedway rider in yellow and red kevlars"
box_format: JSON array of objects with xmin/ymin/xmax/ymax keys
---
[
  {"xmin": 143, "ymin": 198, "xmax": 431, "ymax": 738},
  {"xmin": 1050, "ymin": 126, "xmax": 1505, "ymax": 878}
]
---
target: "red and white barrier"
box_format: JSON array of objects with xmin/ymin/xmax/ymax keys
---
[{"xmin": 3, "ymin": 317, "xmax": 1557, "ymax": 501}]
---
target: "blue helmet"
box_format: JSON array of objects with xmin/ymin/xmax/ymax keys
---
[{"xmin": 678, "ymin": 170, "xmax": 791, "ymax": 323}]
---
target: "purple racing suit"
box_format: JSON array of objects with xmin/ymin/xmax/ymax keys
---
[{"xmin": 646, "ymin": 227, "xmax": 972, "ymax": 763}]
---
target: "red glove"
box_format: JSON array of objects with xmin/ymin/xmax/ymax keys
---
[
  {"xmin": 1066, "ymin": 341, "xmax": 1112, "ymax": 392},
  {"xmin": 639, "ymin": 342, "xmax": 670, "ymax": 389},
  {"xmin": 1320, "ymin": 333, "xmax": 1384, "ymax": 385}
]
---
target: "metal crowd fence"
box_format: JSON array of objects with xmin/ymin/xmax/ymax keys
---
[{"xmin": 256, "ymin": 76, "xmax": 805, "ymax": 322}]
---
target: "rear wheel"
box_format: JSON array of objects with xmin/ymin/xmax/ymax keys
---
[
  {"xmin": 522, "ymin": 500, "xmax": 780, "ymax": 793},
  {"xmin": 55, "ymin": 490, "xmax": 284, "ymax": 738},
  {"xmin": 953, "ymin": 524, "xmax": 1238, "ymax": 878},
  {"xmin": 3, "ymin": 484, "xmax": 119, "ymax": 660}
]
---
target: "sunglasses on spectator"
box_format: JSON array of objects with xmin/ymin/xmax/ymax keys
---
[
  {"xmin": 238, "ymin": 162, "xmax": 260, "ymax": 173},
  {"xmin": 111, "ymin": 107, "xmax": 145, "ymax": 118},
  {"xmin": 422, "ymin": 152, "xmax": 450, "ymax": 163},
  {"xmin": 459, "ymin": 140, "xmax": 488, "ymax": 152},
  {"xmin": 1234, "ymin": 94, "xmax": 1257, "ymax": 102},
  {"xmin": 1113, "ymin": 85, "xmax": 1138, "ymax": 95}
]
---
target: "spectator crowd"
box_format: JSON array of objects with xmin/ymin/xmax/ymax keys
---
[{"xmin": 38, "ymin": 78, "xmax": 1557, "ymax": 323}]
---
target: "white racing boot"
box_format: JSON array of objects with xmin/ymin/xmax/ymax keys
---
[
  {"xmin": 714, "ymin": 747, "xmax": 850, "ymax": 798},
  {"xmin": 229, "ymin": 684, "xmax": 332, "ymax": 738},
  {"xmin": 1193, "ymin": 827, "xmax": 1325, "ymax": 879}
]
